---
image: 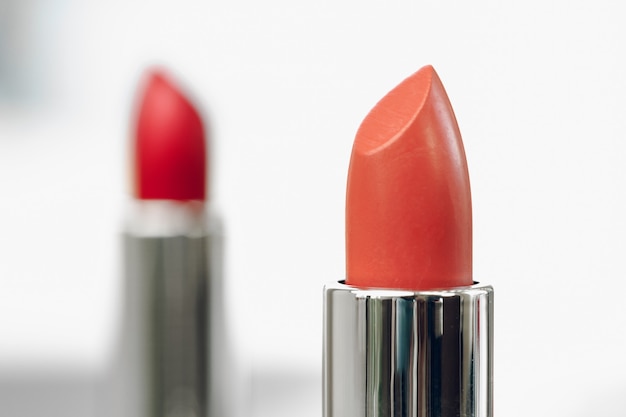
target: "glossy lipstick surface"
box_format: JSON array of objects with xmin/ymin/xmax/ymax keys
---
[
  {"xmin": 346, "ymin": 65, "xmax": 472, "ymax": 290},
  {"xmin": 133, "ymin": 71, "xmax": 206, "ymax": 201}
]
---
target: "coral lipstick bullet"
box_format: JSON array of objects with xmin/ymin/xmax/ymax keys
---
[
  {"xmin": 346, "ymin": 65, "xmax": 472, "ymax": 290},
  {"xmin": 324, "ymin": 66, "xmax": 493, "ymax": 417}
]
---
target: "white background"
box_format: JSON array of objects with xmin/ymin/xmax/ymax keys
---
[{"xmin": 1, "ymin": 1, "xmax": 626, "ymax": 416}]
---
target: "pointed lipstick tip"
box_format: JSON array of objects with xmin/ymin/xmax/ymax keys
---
[
  {"xmin": 353, "ymin": 65, "xmax": 438, "ymax": 156},
  {"xmin": 141, "ymin": 68, "xmax": 176, "ymax": 93}
]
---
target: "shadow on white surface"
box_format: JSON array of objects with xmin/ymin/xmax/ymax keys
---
[
  {"xmin": 250, "ymin": 368, "xmax": 320, "ymax": 417},
  {"xmin": 0, "ymin": 371, "xmax": 99, "ymax": 417}
]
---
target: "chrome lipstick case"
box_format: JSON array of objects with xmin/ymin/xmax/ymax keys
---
[
  {"xmin": 110, "ymin": 202, "xmax": 212, "ymax": 417},
  {"xmin": 323, "ymin": 282, "xmax": 493, "ymax": 417},
  {"xmin": 123, "ymin": 234, "xmax": 209, "ymax": 417}
]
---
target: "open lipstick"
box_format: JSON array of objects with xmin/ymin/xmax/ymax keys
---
[
  {"xmin": 324, "ymin": 66, "xmax": 493, "ymax": 417},
  {"xmin": 114, "ymin": 69, "xmax": 210, "ymax": 417}
]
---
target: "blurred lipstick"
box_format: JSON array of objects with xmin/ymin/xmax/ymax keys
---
[
  {"xmin": 113, "ymin": 69, "xmax": 211, "ymax": 417},
  {"xmin": 324, "ymin": 66, "xmax": 493, "ymax": 417}
]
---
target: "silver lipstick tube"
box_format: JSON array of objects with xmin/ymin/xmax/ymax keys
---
[
  {"xmin": 323, "ymin": 281, "xmax": 493, "ymax": 417},
  {"xmin": 111, "ymin": 202, "xmax": 212, "ymax": 417}
]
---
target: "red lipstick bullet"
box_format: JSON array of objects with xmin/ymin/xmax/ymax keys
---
[
  {"xmin": 324, "ymin": 66, "xmax": 493, "ymax": 417},
  {"xmin": 134, "ymin": 70, "xmax": 206, "ymax": 201}
]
